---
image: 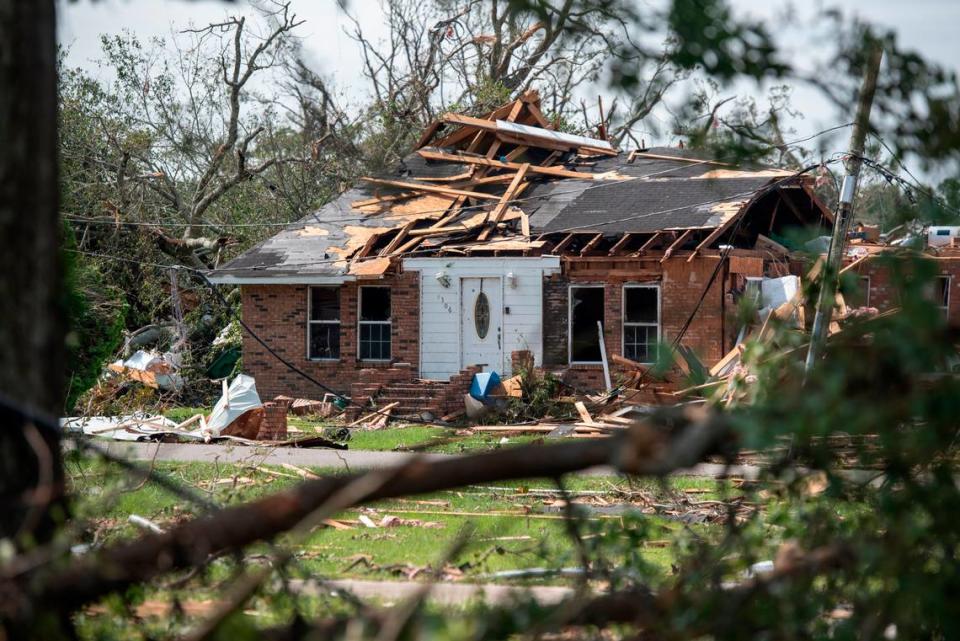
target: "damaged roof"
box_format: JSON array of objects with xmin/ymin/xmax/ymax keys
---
[{"xmin": 209, "ymin": 93, "xmax": 809, "ymax": 283}]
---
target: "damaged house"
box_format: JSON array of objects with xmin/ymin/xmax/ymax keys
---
[{"xmin": 209, "ymin": 91, "xmax": 836, "ymax": 411}]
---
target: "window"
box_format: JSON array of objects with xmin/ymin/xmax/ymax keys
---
[
  {"xmin": 359, "ymin": 287, "xmax": 391, "ymax": 360},
  {"xmin": 308, "ymin": 287, "xmax": 340, "ymax": 360},
  {"xmin": 623, "ymin": 285, "xmax": 660, "ymax": 363},
  {"xmin": 855, "ymin": 276, "xmax": 871, "ymax": 308},
  {"xmin": 569, "ymin": 286, "xmax": 604, "ymax": 363},
  {"xmin": 935, "ymin": 275, "xmax": 951, "ymax": 318}
]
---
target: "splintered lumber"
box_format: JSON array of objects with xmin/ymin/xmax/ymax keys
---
[
  {"xmin": 348, "ymin": 402, "xmax": 399, "ymax": 428},
  {"xmin": 417, "ymin": 149, "xmax": 588, "ymax": 179},
  {"xmin": 574, "ymin": 401, "xmax": 595, "ymax": 425},
  {"xmin": 520, "ymin": 211, "xmax": 530, "ymax": 237},
  {"xmin": 360, "ymin": 177, "xmax": 501, "ymax": 201},
  {"xmin": 612, "ymin": 353, "xmax": 646, "ymax": 371},
  {"xmin": 478, "ymin": 163, "xmax": 530, "ymax": 241}
]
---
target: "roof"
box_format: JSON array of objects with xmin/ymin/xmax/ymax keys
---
[{"xmin": 209, "ymin": 95, "xmax": 806, "ymax": 284}]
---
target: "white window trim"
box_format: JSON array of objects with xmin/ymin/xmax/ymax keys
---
[
  {"xmin": 622, "ymin": 284, "xmax": 661, "ymax": 365},
  {"xmin": 358, "ymin": 286, "xmax": 392, "ymax": 362},
  {"xmin": 306, "ymin": 286, "xmax": 341, "ymax": 362},
  {"xmin": 936, "ymin": 274, "xmax": 951, "ymax": 318},
  {"xmin": 568, "ymin": 284, "xmax": 605, "ymax": 365}
]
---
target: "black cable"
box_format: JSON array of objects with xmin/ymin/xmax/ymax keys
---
[
  {"xmin": 0, "ymin": 391, "xmax": 219, "ymax": 511},
  {"xmin": 186, "ymin": 268, "xmax": 442, "ymax": 426},
  {"xmin": 668, "ymin": 162, "xmax": 825, "ymax": 351}
]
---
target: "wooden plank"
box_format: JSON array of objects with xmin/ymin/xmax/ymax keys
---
[
  {"xmin": 524, "ymin": 100, "xmax": 553, "ymax": 129},
  {"xmin": 574, "ymin": 401, "xmax": 594, "ymax": 425},
  {"xmin": 414, "ymin": 120, "xmax": 443, "ymax": 149},
  {"xmin": 478, "ymin": 163, "xmax": 530, "ymax": 241},
  {"xmin": 579, "ymin": 233, "xmax": 603, "ymax": 256},
  {"xmin": 686, "ymin": 212, "xmax": 743, "ymax": 262},
  {"xmin": 520, "ymin": 211, "xmax": 530, "ymax": 237},
  {"xmin": 441, "ymin": 112, "xmax": 498, "ymax": 132},
  {"xmin": 504, "ymin": 146, "xmax": 529, "ymax": 162},
  {"xmin": 388, "ymin": 236, "xmax": 422, "ymax": 256},
  {"xmin": 637, "ymin": 231, "xmax": 663, "ymax": 255},
  {"xmin": 552, "ymin": 233, "xmax": 576, "ymax": 254},
  {"xmin": 353, "ymin": 232, "xmax": 381, "ymax": 260},
  {"xmin": 417, "ymin": 149, "xmax": 589, "ymax": 179},
  {"xmin": 607, "ymin": 233, "xmax": 634, "ymax": 256},
  {"xmin": 379, "ymin": 221, "xmax": 414, "ymax": 256},
  {"xmin": 631, "ymin": 151, "xmax": 727, "ymax": 166},
  {"xmin": 660, "ymin": 229, "xmax": 694, "ymax": 263},
  {"xmin": 359, "ymin": 176, "xmax": 501, "ymax": 201}
]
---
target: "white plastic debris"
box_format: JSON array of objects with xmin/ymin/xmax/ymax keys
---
[{"xmin": 202, "ymin": 374, "xmax": 262, "ymax": 440}]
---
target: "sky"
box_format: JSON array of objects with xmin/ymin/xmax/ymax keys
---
[{"xmin": 57, "ymin": 0, "xmax": 960, "ymax": 176}]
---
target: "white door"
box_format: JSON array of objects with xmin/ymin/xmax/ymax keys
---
[{"xmin": 461, "ymin": 277, "xmax": 502, "ymax": 371}]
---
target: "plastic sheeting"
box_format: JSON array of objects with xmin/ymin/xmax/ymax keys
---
[{"xmin": 204, "ymin": 374, "xmax": 262, "ymax": 437}]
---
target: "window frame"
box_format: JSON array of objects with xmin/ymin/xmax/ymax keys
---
[
  {"xmin": 568, "ymin": 284, "xmax": 605, "ymax": 365},
  {"xmin": 622, "ymin": 283, "xmax": 661, "ymax": 365},
  {"xmin": 357, "ymin": 286, "xmax": 392, "ymax": 362},
  {"xmin": 306, "ymin": 286, "xmax": 341, "ymax": 362},
  {"xmin": 935, "ymin": 274, "xmax": 951, "ymax": 318},
  {"xmin": 858, "ymin": 275, "xmax": 871, "ymax": 308}
]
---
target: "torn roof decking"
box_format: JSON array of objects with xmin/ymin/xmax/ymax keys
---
[{"xmin": 211, "ymin": 93, "xmax": 818, "ymax": 283}]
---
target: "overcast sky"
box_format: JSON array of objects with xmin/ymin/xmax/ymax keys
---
[{"xmin": 57, "ymin": 0, "xmax": 960, "ymax": 176}]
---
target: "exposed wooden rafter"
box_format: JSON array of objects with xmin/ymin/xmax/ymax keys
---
[
  {"xmin": 579, "ymin": 233, "xmax": 604, "ymax": 256},
  {"xmin": 607, "ymin": 233, "xmax": 634, "ymax": 256},
  {"xmin": 661, "ymin": 229, "xmax": 695, "ymax": 263},
  {"xmin": 637, "ymin": 231, "xmax": 664, "ymax": 255},
  {"xmin": 478, "ymin": 163, "xmax": 530, "ymax": 241}
]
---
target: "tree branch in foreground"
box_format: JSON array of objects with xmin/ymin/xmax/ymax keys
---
[{"xmin": 3, "ymin": 406, "xmax": 729, "ymax": 622}]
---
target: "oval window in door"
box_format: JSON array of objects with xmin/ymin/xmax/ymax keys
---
[{"xmin": 474, "ymin": 292, "xmax": 490, "ymax": 339}]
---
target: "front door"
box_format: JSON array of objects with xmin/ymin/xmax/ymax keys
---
[{"xmin": 461, "ymin": 277, "xmax": 502, "ymax": 371}]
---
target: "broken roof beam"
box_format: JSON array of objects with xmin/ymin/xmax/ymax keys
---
[
  {"xmin": 359, "ymin": 176, "xmax": 501, "ymax": 201},
  {"xmin": 417, "ymin": 149, "xmax": 589, "ymax": 179},
  {"xmin": 478, "ymin": 163, "xmax": 530, "ymax": 241},
  {"xmin": 660, "ymin": 229, "xmax": 695, "ymax": 263},
  {"xmin": 686, "ymin": 213, "xmax": 745, "ymax": 262}
]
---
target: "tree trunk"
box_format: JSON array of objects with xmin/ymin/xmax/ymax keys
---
[{"xmin": 0, "ymin": 0, "xmax": 65, "ymax": 545}]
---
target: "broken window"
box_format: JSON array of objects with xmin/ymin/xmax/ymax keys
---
[
  {"xmin": 623, "ymin": 285, "xmax": 660, "ymax": 363},
  {"xmin": 308, "ymin": 286, "xmax": 340, "ymax": 360},
  {"xmin": 359, "ymin": 287, "xmax": 391, "ymax": 360},
  {"xmin": 569, "ymin": 286, "xmax": 604, "ymax": 363}
]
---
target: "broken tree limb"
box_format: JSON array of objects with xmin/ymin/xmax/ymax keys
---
[{"xmin": 5, "ymin": 408, "xmax": 731, "ymax": 617}]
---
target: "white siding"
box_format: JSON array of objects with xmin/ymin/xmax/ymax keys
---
[{"xmin": 403, "ymin": 257, "xmax": 561, "ymax": 380}]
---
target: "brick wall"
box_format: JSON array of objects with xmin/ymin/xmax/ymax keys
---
[
  {"xmin": 241, "ymin": 272, "xmax": 420, "ymax": 399},
  {"xmin": 542, "ymin": 256, "xmax": 729, "ymax": 391},
  {"xmin": 853, "ymin": 255, "xmax": 960, "ymax": 326}
]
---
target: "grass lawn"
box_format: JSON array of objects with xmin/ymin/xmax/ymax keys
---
[{"xmin": 65, "ymin": 455, "xmax": 729, "ymax": 586}]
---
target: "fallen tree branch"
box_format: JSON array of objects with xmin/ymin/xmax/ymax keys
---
[{"xmin": 3, "ymin": 406, "xmax": 729, "ymax": 622}]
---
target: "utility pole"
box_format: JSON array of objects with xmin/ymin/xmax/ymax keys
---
[{"xmin": 804, "ymin": 41, "xmax": 884, "ymax": 376}]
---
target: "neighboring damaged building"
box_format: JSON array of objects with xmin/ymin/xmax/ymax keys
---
[{"xmin": 209, "ymin": 91, "xmax": 835, "ymax": 407}]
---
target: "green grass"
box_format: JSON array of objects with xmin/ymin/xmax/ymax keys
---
[{"xmin": 64, "ymin": 456, "xmax": 725, "ymax": 585}]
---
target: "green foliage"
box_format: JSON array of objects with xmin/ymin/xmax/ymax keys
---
[{"xmin": 62, "ymin": 225, "xmax": 127, "ymax": 410}]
